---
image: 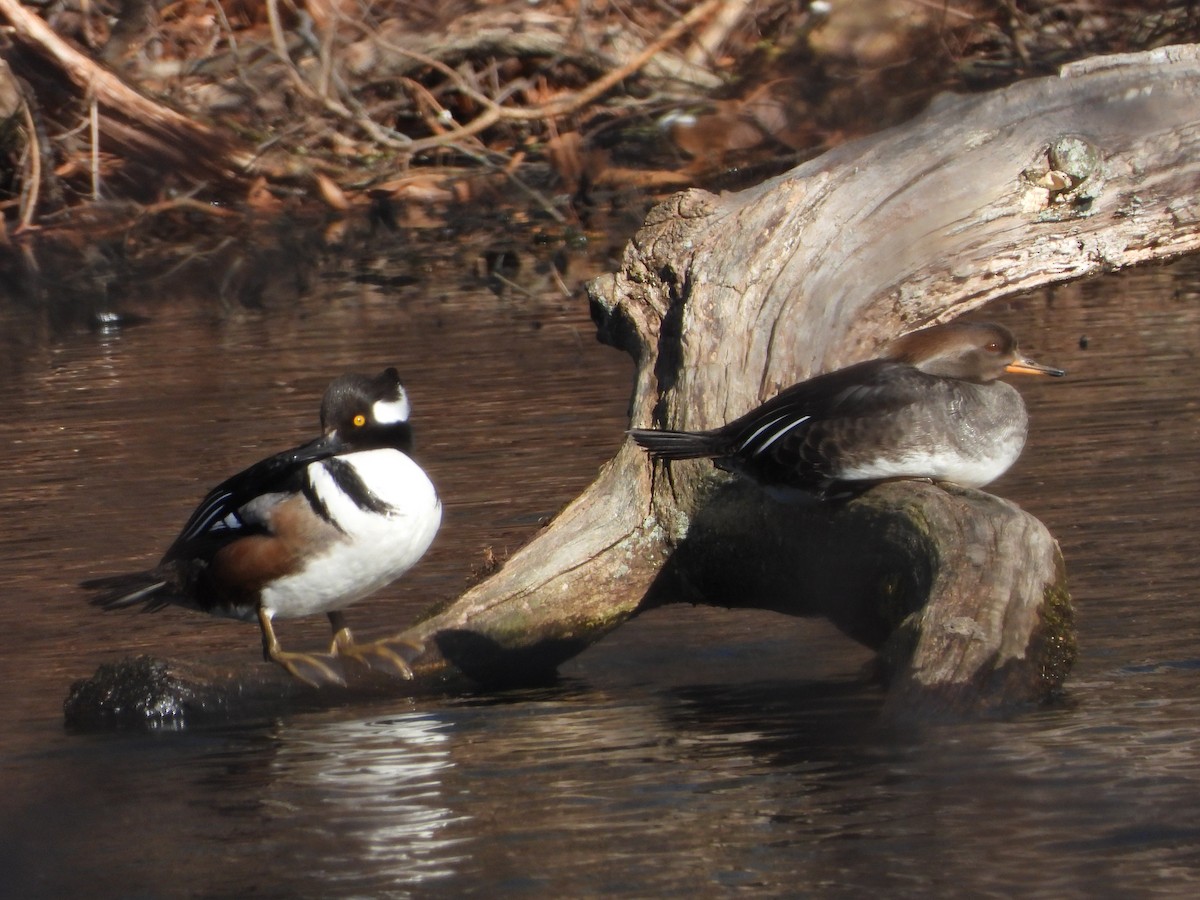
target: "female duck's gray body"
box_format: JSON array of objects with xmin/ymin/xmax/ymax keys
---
[{"xmin": 630, "ymin": 322, "xmax": 1064, "ymax": 496}]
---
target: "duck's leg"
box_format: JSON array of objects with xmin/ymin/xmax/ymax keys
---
[
  {"xmin": 257, "ymin": 608, "xmax": 346, "ymax": 687},
  {"xmin": 327, "ymin": 611, "xmax": 422, "ymax": 680}
]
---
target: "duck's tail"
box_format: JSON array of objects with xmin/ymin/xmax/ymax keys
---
[
  {"xmin": 82, "ymin": 572, "xmax": 172, "ymax": 612},
  {"xmin": 628, "ymin": 427, "xmax": 725, "ymax": 461}
]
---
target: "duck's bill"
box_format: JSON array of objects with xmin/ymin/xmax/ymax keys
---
[
  {"xmin": 1005, "ymin": 358, "xmax": 1066, "ymax": 377},
  {"xmin": 285, "ymin": 432, "xmax": 347, "ymax": 465}
]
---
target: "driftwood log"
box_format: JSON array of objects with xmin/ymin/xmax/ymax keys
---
[{"xmin": 66, "ymin": 45, "xmax": 1200, "ymax": 728}]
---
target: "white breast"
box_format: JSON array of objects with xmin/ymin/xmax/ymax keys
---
[
  {"xmin": 261, "ymin": 449, "xmax": 441, "ymax": 619},
  {"xmin": 834, "ymin": 382, "xmax": 1030, "ymax": 488},
  {"xmin": 836, "ymin": 442, "xmax": 1025, "ymax": 488}
]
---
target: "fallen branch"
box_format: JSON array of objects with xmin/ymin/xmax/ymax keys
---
[
  {"xmin": 0, "ymin": 0, "xmax": 250, "ymax": 180},
  {"xmin": 384, "ymin": 44, "xmax": 1200, "ymax": 706}
]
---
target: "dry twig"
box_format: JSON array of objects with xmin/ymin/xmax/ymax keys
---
[{"xmin": 16, "ymin": 99, "xmax": 41, "ymax": 232}]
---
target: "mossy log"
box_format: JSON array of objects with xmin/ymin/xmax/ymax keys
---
[{"xmin": 67, "ymin": 45, "xmax": 1200, "ymax": 728}]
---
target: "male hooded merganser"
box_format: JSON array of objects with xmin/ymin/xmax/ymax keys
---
[
  {"xmin": 630, "ymin": 322, "xmax": 1064, "ymax": 496},
  {"xmin": 84, "ymin": 368, "xmax": 441, "ymax": 687}
]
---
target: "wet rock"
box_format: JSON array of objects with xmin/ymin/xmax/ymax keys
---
[{"xmin": 64, "ymin": 655, "xmax": 306, "ymax": 730}]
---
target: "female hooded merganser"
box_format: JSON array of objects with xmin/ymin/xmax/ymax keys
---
[
  {"xmin": 84, "ymin": 368, "xmax": 441, "ymax": 687},
  {"xmin": 630, "ymin": 322, "xmax": 1064, "ymax": 496}
]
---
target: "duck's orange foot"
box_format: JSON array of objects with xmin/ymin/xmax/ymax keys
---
[
  {"xmin": 330, "ymin": 628, "xmax": 423, "ymax": 680},
  {"xmin": 269, "ymin": 648, "xmax": 347, "ymax": 688}
]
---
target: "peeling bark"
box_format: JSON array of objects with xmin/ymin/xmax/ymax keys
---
[{"xmin": 67, "ymin": 45, "xmax": 1200, "ymax": 727}]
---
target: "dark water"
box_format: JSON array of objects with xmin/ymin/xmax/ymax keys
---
[{"xmin": 3, "ymin": 234, "xmax": 1200, "ymax": 897}]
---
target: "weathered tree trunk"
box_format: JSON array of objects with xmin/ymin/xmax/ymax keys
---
[{"xmin": 67, "ymin": 45, "xmax": 1200, "ymax": 727}]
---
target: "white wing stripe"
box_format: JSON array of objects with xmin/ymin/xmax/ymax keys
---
[
  {"xmin": 751, "ymin": 415, "xmax": 812, "ymax": 456},
  {"xmin": 183, "ymin": 492, "xmax": 234, "ymax": 539},
  {"xmin": 742, "ymin": 414, "xmax": 791, "ymax": 447}
]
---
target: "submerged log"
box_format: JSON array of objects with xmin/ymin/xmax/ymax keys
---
[{"xmin": 67, "ymin": 45, "xmax": 1200, "ymax": 727}]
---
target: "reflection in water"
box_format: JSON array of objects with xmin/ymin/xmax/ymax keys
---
[
  {"xmin": 268, "ymin": 711, "xmax": 469, "ymax": 891},
  {"xmin": 3, "ymin": 252, "xmax": 1200, "ymax": 897}
]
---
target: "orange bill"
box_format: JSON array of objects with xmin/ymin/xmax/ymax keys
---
[{"xmin": 1005, "ymin": 357, "xmax": 1066, "ymax": 377}]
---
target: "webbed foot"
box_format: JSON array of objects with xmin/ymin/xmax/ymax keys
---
[
  {"xmin": 258, "ymin": 607, "xmax": 346, "ymax": 688},
  {"xmin": 269, "ymin": 647, "xmax": 348, "ymax": 688},
  {"xmin": 327, "ymin": 612, "xmax": 422, "ymax": 680}
]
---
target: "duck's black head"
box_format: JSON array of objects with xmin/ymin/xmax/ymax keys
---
[{"xmin": 319, "ymin": 367, "xmax": 415, "ymax": 452}]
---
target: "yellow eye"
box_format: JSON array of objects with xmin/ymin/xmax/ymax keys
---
[{"xmin": 353, "ymin": 414, "xmax": 367, "ymax": 427}]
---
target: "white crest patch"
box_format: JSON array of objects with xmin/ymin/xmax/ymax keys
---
[{"xmin": 372, "ymin": 392, "xmax": 410, "ymax": 425}]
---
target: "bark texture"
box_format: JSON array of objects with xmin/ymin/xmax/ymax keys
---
[{"xmin": 67, "ymin": 45, "xmax": 1200, "ymax": 727}]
